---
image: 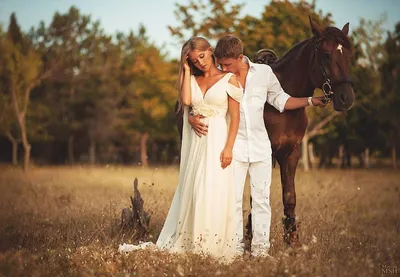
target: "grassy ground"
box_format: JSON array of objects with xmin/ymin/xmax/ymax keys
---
[{"xmin": 0, "ymin": 165, "xmax": 399, "ymax": 277}]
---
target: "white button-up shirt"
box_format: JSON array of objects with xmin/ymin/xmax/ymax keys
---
[{"xmin": 233, "ymin": 57, "xmax": 290, "ymax": 162}]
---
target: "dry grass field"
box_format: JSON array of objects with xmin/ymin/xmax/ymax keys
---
[{"xmin": 0, "ymin": 165, "xmax": 399, "ymax": 277}]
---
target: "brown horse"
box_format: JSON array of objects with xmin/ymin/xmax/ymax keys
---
[
  {"xmin": 248, "ymin": 17, "xmax": 355, "ymax": 246},
  {"xmin": 175, "ymin": 16, "xmax": 355, "ymax": 247}
]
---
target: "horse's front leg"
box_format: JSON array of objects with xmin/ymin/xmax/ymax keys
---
[{"xmin": 277, "ymin": 145, "xmax": 301, "ymax": 247}]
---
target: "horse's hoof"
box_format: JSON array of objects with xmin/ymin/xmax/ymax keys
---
[
  {"xmin": 284, "ymin": 231, "xmax": 301, "ymax": 248},
  {"xmin": 282, "ymin": 217, "xmax": 301, "ymax": 247}
]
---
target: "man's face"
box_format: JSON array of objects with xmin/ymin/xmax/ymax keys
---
[{"xmin": 217, "ymin": 56, "xmax": 242, "ymax": 74}]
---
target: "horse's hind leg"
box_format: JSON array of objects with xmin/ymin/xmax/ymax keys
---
[
  {"xmin": 278, "ymin": 146, "xmax": 301, "ymax": 247},
  {"xmin": 245, "ymin": 198, "xmax": 252, "ymax": 241}
]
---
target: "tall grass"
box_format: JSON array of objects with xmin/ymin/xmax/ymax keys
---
[{"xmin": 0, "ymin": 165, "xmax": 398, "ymax": 276}]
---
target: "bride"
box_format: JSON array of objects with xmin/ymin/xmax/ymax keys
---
[{"xmin": 119, "ymin": 37, "xmax": 243, "ymax": 261}]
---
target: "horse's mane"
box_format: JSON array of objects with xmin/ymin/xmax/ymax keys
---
[
  {"xmin": 271, "ymin": 38, "xmax": 314, "ymax": 70},
  {"xmin": 271, "ymin": 26, "xmax": 351, "ymax": 70}
]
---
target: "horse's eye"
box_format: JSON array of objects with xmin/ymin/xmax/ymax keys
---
[{"xmin": 323, "ymin": 52, "xmax": 331, "ymax": 60}]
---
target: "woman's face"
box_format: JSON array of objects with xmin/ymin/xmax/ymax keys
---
[{"xmin": 187, "ymin": 48, "xmax": 213, "ymax": 72}]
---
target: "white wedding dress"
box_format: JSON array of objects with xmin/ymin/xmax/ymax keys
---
[{"xmin": 119, "ymin": 72, "xmax": 243, "ymax": 262}]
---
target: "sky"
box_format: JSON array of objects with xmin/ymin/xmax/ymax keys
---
[{"xmin": 0, "ymin": 0, "xmax": 399, "ymax": 59}]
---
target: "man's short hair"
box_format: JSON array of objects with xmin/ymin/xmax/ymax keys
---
[{"xmin": 214, "ymin": 35, "xmax": 243, "ymax": 59}]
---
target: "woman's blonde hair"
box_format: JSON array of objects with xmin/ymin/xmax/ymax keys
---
[{"xmin": 176, "ymin": 37, "xmax": 216, "ymax": 102}]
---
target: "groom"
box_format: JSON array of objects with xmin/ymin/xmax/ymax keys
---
[{"xmin": 189, "ymin": 35, "xmax": 326, "ymax": 257}]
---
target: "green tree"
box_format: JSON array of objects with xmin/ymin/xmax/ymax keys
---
[
  {"xmin": 168, "ymin": 0, "xmax": 333, "ymax": 56},
  {"xmin": 340, "ymin": 18, "xmax": 386, "ymax": 168},
  {"xmin": 116, "ymin": 28, "xmax": 177, "ymax": 166},
  {"xmin": 0, "ymin": 25, "xmax": 18, "ymax": 164},
  {"xmin": 239, "ymin": 0, "xmax": 333, "ymax": 56},
  {"xmin": 315, "ymin": 18, "xmax": 388, "ymax": 168},
  {"xmin": 2, "ymin": 14, "xmax": 46, "ymax": 170},
  {"xmin": 0, "ymin": 71, "xmax": 20, "ymax": 164},
  {"xmin": 78, "ymin": 32, "xmax": 123, "ymax": 164},
  {"xmin": 168, "ymin": 0, "xmax": 243, "ymax": 41},
  {"xmin": 380, "ymin": 22, "xmax": 400, "ymax": 169},
  {"xmin": 30, "ymin": 7, "xmax": 95, "ymax": 164},
  {"xmin": 28, "ymin": 7, "xmax": 122, "ymax": 164}
]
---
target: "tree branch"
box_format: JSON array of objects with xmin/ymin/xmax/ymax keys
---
[
  {"xmin": 22, "ymin": 61, "xmax": 61, "ymax": 115},
  {"xmin": 5, "ymin": 130, "xmax": 19, "ymax": 144},
  {"xmin": 10, "ymin": 84, "xmax": 22, "ymax": 124},
  {"xmin": 307, "ymin": 111, "xmax": 339, "ymax": 138},
  {"xmin": 308, "ymin": 128, "xmax": 330, "ymax": 138}
]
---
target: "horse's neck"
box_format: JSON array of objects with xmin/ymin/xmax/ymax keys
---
[{"xmin": 271, "ymin": 38, "xmax": 316, "ymax": 98}]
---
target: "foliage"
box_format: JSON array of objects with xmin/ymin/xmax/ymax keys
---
[
  {"xmin": 379, "ymin": 22, "xmax": 400, "ymax": 150},
  {"xmin": 168, "ymin": 0, "xmax": 333, "ymax": 56},
  {"xmin": 0, "ymin": 3, "xmax": 398, "ymax": 166}
]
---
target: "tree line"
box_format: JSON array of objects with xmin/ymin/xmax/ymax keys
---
[{"xmin": 0, "ymin": 0, "xmax": 398, "ymax": 170}]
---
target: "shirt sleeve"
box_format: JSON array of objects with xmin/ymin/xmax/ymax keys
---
[{"xmin": 266, "ymin": 66, "xmax": 290, "ymax": 113}]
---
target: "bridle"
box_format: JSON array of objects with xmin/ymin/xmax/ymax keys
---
[{"xmin": 314, "ymin": 37, "xmax": 353, "ymax": 103}]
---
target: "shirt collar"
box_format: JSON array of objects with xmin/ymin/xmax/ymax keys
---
[{"xmin": 243, "ymin": 56, "xmax": 256, "ymax": 72}]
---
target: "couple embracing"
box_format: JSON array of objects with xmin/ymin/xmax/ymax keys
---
[{"xmin": 121, "ymin": 35, "xmax": 326, "ymax": 262}]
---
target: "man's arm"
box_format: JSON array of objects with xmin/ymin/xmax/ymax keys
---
[
  {"xmin": 188, "ymin": 114, "xmax": 208, "ymax": 137},
  {"xmin": 285, "ymin": 96, "xmax": 326, "ymax": 110},
  {"xmin": 266, "ymin": 66, "xmax": 326, "ymax": 111}
]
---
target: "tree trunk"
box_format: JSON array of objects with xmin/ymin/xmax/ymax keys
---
[
  {"xmin": 10, "ymin": 87, "xmax": 31, "ymax": 171},
  {"xmin": 19, "ymin": 118, "xmax": 31, "ymax": 171},
  {"xmin": 302, "ymin": 134, "xmax": 310, "ymax": 171},
  {"xmin": 364, "ymin": 148, "xmax": 370, "ymax": 168},
  {"xmin": 9, "ymin": 60, "xmax": 60, "ymax": 171},
  {"xmin": 308, "ymin": 142, "xmax": 316, "ymax": 169},
  {"xmin": 68, "ymin": 135, "xmax": 75, "ymax": 164},
  {"xmin": 6, "ymin": 131, "xmax": 18, "ymax": 165},
  {"xmin": 392, "ymin": 146, "xmax": 397, "ymax": 170},
  {"xmin": 140, "ymin": 132, "xmax": 149, "ymax": 167},
  {"xmin": 338, "ymin": 145, "xmax": 344, "ymax": 168},
  {"xmin": 23, "ymin": 143, "xmax": 31, "ymax": 171},
  {"xmin": 89, "ymin": 139, "xmax": 96, "ymax": 165}
]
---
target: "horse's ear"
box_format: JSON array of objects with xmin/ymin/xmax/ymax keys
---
[
  {"xmin": 309, "ymin": 15, "xmax": 323, "ymax": 37},
  {"xmin": 342, "ymin": 23, "xmax": 349, "ymax": 36}
]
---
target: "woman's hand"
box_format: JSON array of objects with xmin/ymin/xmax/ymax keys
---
[
  {"xmin": 184, "ymin": 56, "xmax": 191, "ymax": 72},
  {"xmin": 220, "ymin": 147, "xmax": 233, "ymax": 169}
]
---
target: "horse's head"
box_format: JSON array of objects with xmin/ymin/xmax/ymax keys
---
[{"xmin": 309, "ymin": 16, "xmax": 355, "ymax": 112}]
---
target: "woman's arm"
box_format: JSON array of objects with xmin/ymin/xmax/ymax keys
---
[
  {"xmin": 226, "ymin": 97, "xmax": 240, "ymax": 148},
  {"xmin": 180, "ymin": 62, "xmax": 192, "ymax": 106},
  {"xmin": 220, "ymin": 76, "xmax": 241, "ymax": 169}
]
